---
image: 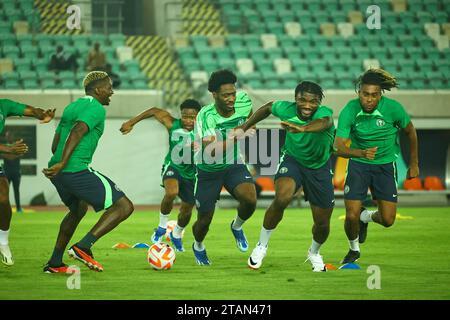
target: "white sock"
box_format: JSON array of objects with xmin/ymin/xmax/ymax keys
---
[
  {"xmin": 194, "ymin": 241, "xmax": 205, "ymax": 251},
  {"xmin": 349, "ymin": 238, "xmax": 360, "ymax": 252},
  {"xmin": 231, "ymin": 215, "xmax": 245, "ymax": 230},
  {"xmin": 173, "ymin": 224, "xmax": 184, "ymax": 238},
  {"xmin": 258, "ymin": 226, "xmax": 273, "ymax": 247},
  {"xmin": 309, "ymin": 239, "xmax": 322, "ymax": 254},
  {"xmin": 158, "ymin": 212, "xmax": 169, "ymax": 229},
  {"xmin": 360, "ymin": 209, "xmax": 376, "ymax": 223},
  {"xmin": 0, "ymin": 229, "xmax": 10, "ymax": 245}
]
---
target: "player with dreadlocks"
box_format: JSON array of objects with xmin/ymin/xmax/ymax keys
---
[
  {"xmin": 334, "ymin": 68, "xmax": 419, "ymax": 264},
  {"xmin": 42, "ymin": 71, "xmax": 134, "ymax": 273},
  {"xmin": 233, "ymin": 81, "xmax": 336, "ymax": 271}
]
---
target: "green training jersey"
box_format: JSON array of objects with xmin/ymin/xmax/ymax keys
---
[
  {"xmin": 0, "ymin": 99, "xmax": 26, "ymax": 135},
  {"xmin": 195, "ymin": 91, "xmax": 252, "ymax": 172},
  {"xmin": 49, "ymin": 96, "xmax": 106, "ymax": 172},
  {"xmin": 272, "ymin": 101, "xmax": 335, "ymax": 169},
  {"xmin": 336, "ymin": 96, "xmax": 411, "ymax": 164},
  {"xmin": 163, "ymin": 118, "xmax": 195, "ymax": 180}
]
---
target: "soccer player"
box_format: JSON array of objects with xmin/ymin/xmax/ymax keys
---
[
  {"xmin": 42, "ymin": 71, "xmax": 134, "ymax": 273},
  {"xmin": 192, "ymin": 69, "xmax": 256, "ymax": 265},
  {"xmin": 334, "ymin": 69, "xmax": 419, "ymax": 264},
  {"xmin": 0, "ymin": 100, "xmax": 55, "ymax": 266},
  {"xmin": 234, "ymin": 81, "xmax": 336, "ymax": 271},
  {"xmin": 120, "ymin": 99, "xmax": 202, "ymax": 252}
]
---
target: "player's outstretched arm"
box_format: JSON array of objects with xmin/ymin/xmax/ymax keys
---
[
  {"xmin": 228, "ymin": 101, "xmax": 273, "ymax": 141},
  {"xmin": 403, "ymin": 121, "xmax": 419, "ymax": 179},
  {"xmin": 281, "ymin": 116, "xmax": 333, "ymax": 133},
  {"xmin": 23, "ymin": 106, "xmax": 56, "ymax": 123},
  {"xmin": 242, "ymin": 101, "xmax": 273, "ymax": 131},
  {"xmin": 334, "ymin": 136, "xmax": 377, "ymax": 160},
  {"xmin": 43, "ymin": 122, "xmax": 88, "ymax": 178},
  {"xmin": 120, "ymin": 107, "xmax": 174, "ymax": 134}
]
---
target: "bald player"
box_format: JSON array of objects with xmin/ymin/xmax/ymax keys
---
[{"xmin": 42, "ymin": 71, "xmax": 134, "ymax": 273}]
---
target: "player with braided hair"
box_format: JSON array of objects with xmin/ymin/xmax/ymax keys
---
[
  {"xmin": 42, "ymin": 71, "xmax": 134, "ymax": 273},
  {"xmin": 334, "ymin": 68, "xmax": 419, "ymax": 264}
]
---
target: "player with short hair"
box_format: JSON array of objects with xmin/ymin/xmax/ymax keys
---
[
  {"xmin": 334, "ymin": 68, "xmax": 419, "ymax": 264},
  {"xmin": 0, "ymin": 100, "xmax": 55, "ymax": 266},
  {"xmin": 234, "ymin": 81, "xmax": 336, "ymax": 271},
  {"xmin": 43, "ymin": 71, "xmax": 134, "ymax": 273},
  {"xmin": 120, "ymin": 99, "xmax": 202, "ymax": 252},
  {"xmin": 192, "ymin": 69, "xmax": 257, "ymax": 265}
]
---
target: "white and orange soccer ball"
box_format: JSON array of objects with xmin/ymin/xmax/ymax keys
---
[
  {"xmin": 165, "ymin": 220, "xmax": 185, "ymax": 241},
  {"xmin": 147, "ymin": 242, "xmax": 176, "ymax": 270}
]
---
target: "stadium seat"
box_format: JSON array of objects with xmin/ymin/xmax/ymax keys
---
[
  {"xmin": 403, "ymin": 177, "xmax": 423, "ymax": 190},
  {"xmin": 209, "ymin": 35, "xmax": 225, "ymax": 48},
  {"xmin": 435, "ymin": 35, "xmax": 449, "ymax": 51},
  {"xmin": 284, "ymin": 22, "xmax": 302, "ymax": 37},
  {"xmin": 348, "ymin": 11, "xmax": 363, "ymax": 25},
  {"xmin": 424, "ymin": 176, "xmax": 445, "ymax": 190},
  {"xmin": 0, "ymin": 58, "xmax": 13, "ymax": 75},
  {"xmin": 320, "ymin": 23, "xmax": 336, "ymax": 37},
  {"xmin": 3, "ymin": 78, "xmax": 21, "ymax": 89},
  {"xmin": 274, "ymin": 58, "xmax": 292, "ymax": 74},
  {"xmin": 261, "ymin": 34, "xmax": 278, "ymax": 49},
  {"xmin": 337, "ymin": 23, "xmax": 354, "ymax": 38},
  {"xmin": 236, "ymin": 58, "xmax": 255, "ymax": 75},
  {"xmin": 22, "ymin": 78, "xmax": 39, "ymax": 89},
  {"xmin": 392, "ymin": 0, "xmax": 407, "ymax": 12},
  {"xmin": 116, "ymin": 46, "xmax": 133, "ymax": 64},
  {"xmin": 13, "ymin": 21, "xmax": 28, "ymax": 35}
]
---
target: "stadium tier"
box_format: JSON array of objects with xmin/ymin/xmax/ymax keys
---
[
  {"xmin": 0, "ymin": 1, "xmax": 150, "ymax": 90},
  {"xmin": 173, "ymin": 0, "xmax": 449, "ymax": 90},
  {"xmin": 1, "ymin": 0, "xmax": 448, "ymax": 91}
]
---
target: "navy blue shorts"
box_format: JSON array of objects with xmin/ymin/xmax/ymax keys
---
[
  {"xmin": 195, "ymin": 164, "xmax": 255, "ymax": 214},
  {"xmin": 51, "ymin": 168, "xmax": 126, "ymax": 212},
  {"xmin": 274, "ymin": 154, "xmax": 335, "ymax": 209},
  {"xmin": 161, "ymin": 165, "xmax": 195, "ymax": 205},
  {"xmin": 344, "ymin": 160, "xmax": 398, "ymax": 203}
]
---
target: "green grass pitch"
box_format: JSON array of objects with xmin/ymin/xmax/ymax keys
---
[{"xmin": 1, "ymin": 206, "xmax": 449, "ymax": 300}]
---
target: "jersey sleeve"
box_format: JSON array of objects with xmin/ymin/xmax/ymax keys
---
[
  {"xmin": 235, "ymin": 91, "xmax": 253, "ymax": 117},
  {"xmin": 271, "ymin": 101, "xmax": 283, "ymax": 118},
  {"xmin": 195, "ymin": 110, "xmax": 216, "ymax": 139},
  {"xmin": 76, "ymin": 103, "xmax": 105, "ymax": 131},
  {"xmin": 313, "ymin": 106, "xmax": 333, "ymax": 119},
  {"xmin": 392, "ymin": 102, "xmax": 411, "ymax": 129},
  {"xmin": 336, "ymin": 104, "xmax": 353, "ymax": 139},
  {"xmin": 1, "ymin": 99, "xmax": 26, "ymax": 117},
  {"xmin": 271, "ymin": 100, "xmax": 293, "ymax": 119}
]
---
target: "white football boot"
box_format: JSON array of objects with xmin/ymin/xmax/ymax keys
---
[
  {"xmin": 0, "ymin": 244, "xmax": 14, "ymax": 266},
  {"xmin": 305, "ymin": 249, "xmax": 326, "ymax": 272},
  {"xmin": 247, "ymin": 244, "xmax": 267, "ymax": 270}
]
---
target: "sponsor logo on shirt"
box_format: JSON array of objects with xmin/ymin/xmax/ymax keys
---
[{"xmin": 376, "ymin": 119, "xmax": 385, "ymax": 127}]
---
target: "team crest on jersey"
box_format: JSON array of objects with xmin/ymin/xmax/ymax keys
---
[
  {"xmin": 344, "ymin": 185, "xmax": 350, "ymax": 194},
  {"xmin": 279, "ymin": 167, "xmax": 288, "ymax": 174},
  {"xmin": 166, "ymin": 170, "xmax": 174, "ymax": 176},
  {"xmin": 376, "ymin": 119, "xmax": 385, "ymax": 127}
]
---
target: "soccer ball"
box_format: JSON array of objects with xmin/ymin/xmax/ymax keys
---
[
  {"xmin": 165, "ymin": 220, "xmax": 185, "ymax": 241},
  {"xmin": 147, "ymin": 242, "xmax": 176, "ymax": 270}
]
